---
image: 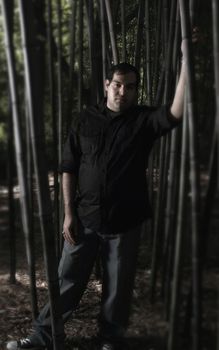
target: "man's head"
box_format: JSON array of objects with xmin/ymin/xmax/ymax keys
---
[{"xmin": 105, "ymin": 62, "xmax": 140, "ymax": 112}]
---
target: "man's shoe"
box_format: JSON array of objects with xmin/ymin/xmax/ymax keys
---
[
  {"xmin": 98, "ymin": 338, "xmax": 129, "ymax": 350},
  {"xmin": 99, "ymin": 342, "xmax": 116, "ymax": 350},
  {"xmin": 6, "ymin": 338, "xmax": 45, "ymax": 350}
]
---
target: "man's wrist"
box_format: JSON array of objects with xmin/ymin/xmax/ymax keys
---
[{"xmin": 64, "ymin": 204, "xmax": 74, "ymax": 215}]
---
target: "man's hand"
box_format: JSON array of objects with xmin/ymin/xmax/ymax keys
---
[
  {"xmin": 62, "ymin": 172, "xmax": 78, "ymax": 245},
  {"xmin": 62, "ymin": 212, "xmax": 78, "ymax": 245}
]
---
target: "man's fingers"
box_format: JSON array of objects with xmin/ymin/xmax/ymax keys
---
[
  {"xmin": 191, "ymin": 26, "xmax": 204, "ymax": 44},
  {"xmin": 62, "ymin": 228, "xmax": 77, "ymax": 245}
]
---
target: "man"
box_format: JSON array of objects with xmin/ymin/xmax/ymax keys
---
[{"xmin": 7, "ymin": 50, "xmax": 186, "ymax": 350}]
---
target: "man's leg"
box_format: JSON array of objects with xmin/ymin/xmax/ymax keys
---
[
  {"xmin": 99, "ymin": 225, "xmax": 142, "ymax": 342},
  {"xmin": 8, "ymin": 231, "xmax": 99, "ymax": 349}
]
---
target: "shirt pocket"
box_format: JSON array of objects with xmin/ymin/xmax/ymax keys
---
[{"xmin": 80, "ymin": 134, "xmax": 101, "ymax": 155}]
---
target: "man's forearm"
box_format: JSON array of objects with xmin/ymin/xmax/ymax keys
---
[
  {"xmin": 62, "ymin": 172, "xmax": 77, "ymax": 215},
  {"xmin": 170, "ymin": 61, "xmax": 186, "ymax": 119}
]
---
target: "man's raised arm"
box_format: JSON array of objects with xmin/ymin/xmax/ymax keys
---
[{"xmin": 170, "ymin": 56, "xmax": 186, "ymax": 119}]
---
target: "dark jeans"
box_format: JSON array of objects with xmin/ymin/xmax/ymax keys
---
[{"xmin": 32, "ymin": 224, "xmax": 142, "ymax": 346}]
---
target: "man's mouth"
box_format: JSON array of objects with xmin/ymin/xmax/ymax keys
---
[{"xmin": 116, "ymin": 98, "xmax": 126, "ymax": 103}]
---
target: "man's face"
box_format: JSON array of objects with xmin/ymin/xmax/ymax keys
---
[{"xmin": 105, "ymin": 71, "xmax": 138, "ymax": 112}]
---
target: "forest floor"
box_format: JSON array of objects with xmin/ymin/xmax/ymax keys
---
[{"xmin": 0, "ymin": 184, "xmax": 219, "ymax": 350}]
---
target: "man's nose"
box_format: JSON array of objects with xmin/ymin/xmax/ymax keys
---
[{"xmin": 119, "ymin": 85, "xmax": 126, "ymax": 95}]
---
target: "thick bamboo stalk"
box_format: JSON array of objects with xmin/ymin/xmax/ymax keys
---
[
  {"xmin": 56, "ymin": 0, "xmax": 63, "ymax": 166},
  {"xmin": 189, "ymin": 0, "xmax": 196, "ymax": 27},
  {"xmin": 163, "ymin": 40, "xmax": 181, "ymax": 315},
  {"xmin": 18, "ymin": 1, "xmax": 64, "ymax": 348},
  {"xmin": 150, "ymin": 0, "xmax": 177, "ymax": 300},
  {"xmin": 167, "ymin": 99, "xmax": 188, "ymax": 350},
  {"xmin": 164, "ymin": 0, "xmax": 177, "ymax": 103},
  {"xmin": 7, "ymin": 93, "xmax": 16, "ymax": 284},
  {"xmin": 134, "ymin": 0, "xmax": 144, "ymax": 71},
  {"xmin": 161, "ymin": 0, "xmax": 180, "ymax": 304},
  {"xmin": 211, "ymin": 1, "xmax": 219, "ymax": 342},
  {"xmin": 1, "ymin": 0, "xmax": 38, "ymax": 320},
  {"xmin": 86, "ymin": 0, "xmax": 97, "ymax": 104},
  {"xmin": 78, "ymin": 0, "xmax": 83, "ymax": 112},
  {"xmin": 104, "ymin": 0, "xmax": 118, "ymax": 64},
  {"xmin": 145, "ymin": 0, "xmax": 151, "ymax": 105},
  {"xmin": 162, "ymin": 128, "xmax": 178, "ymax": 300},
  {"xmin": 69, "ymin": 0, "xmax": 77, "ymax": 106},
  {"xmin": 121, "ymin": 0, "xmax": 126, "ymax": 62},
  {"xmin": 100, "ymin": 0, "xmax": 106, "ymax": 92},
  {"xmin": 179, "ymin": 2, "xmax": 201, "ymax": 349},
  {"xmin": 150, "ymin": 136, "xmax": 167, "ymax": 302},
  {"xmin": 172, "ymin": 4, "xmax": 181, "ymax": 78},
  {"xmin": 212, "ymin": 0, "xmax": 219, "ymax": 187},
  {"xmin": 163, "ymin": 0, "xmax": 169, "ymax": 58},
  {"xmin": 152, "ymin": 0, "xmax": 162, "ymax": 102},
  {"xmin": 47, "ymin": 0, "xmax": 60, "ymax": 257},
  {"xmin": 200, "ymin": 132, "xmax": 217, "ymax": 264},
  {"xmin": 25, "ymin": 95, "xmax": 36, "ymax": 304}
]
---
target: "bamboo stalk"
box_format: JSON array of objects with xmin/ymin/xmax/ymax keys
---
[
  {"xmin": 7, "ymin": 91, "xmax": 16, "ymax": 284},
  {"xmin": 172, "ymin": 4, "xmax": 180, "ymax": 78},
  {"xmin": 145, "ymin": 0, "xmax": 151, "ymax": 105},
  {"xmin": 163, "ymin": 0, "xmax": 169, "ymax": 58},
  {"xmin": 161, "ymin": 0, "xmax": 179, "ymax": 304},
  {"xmin": 134, "ymin": 0, "xmax": 144, "ymax": 71},
  {"xmin": 150, "ymin": 0, "xmax": 176, "ymax": 300},
  {"xmin": 163, "ymin": 0, "xmax": 177, "ymax": 103},
  {"xmin": 86, "ymin": 0, "xmax": 97, "ymax": 104},
  {"xmin": 69, "ymin": 0, "xmax": 77, "ymax": 108},
  {"xmin": 78, "ymin": 0, "xmax": 83, "ymax": 112},
  {"xmin": 104, "ymin": 0, "xmax": 118, "ymax": 64},
  {"xmin": 162, "ymin": 128, "xmax": 178, "ymax": 301},
  {"xmin": 18, "ymin": 1, "xmax": 64, "ymax": 348},
  {"xmin": 212, "ymin": 0, "xmax": 219, "ymax": 188},
  {"xmin": 200, "ymin": 132, "xmax": 217, "ymax": 265},
  {"xmin": 1, "ymin": 0, "xmax": 38, "ymax": 320},
  {"xmin": 211, "ymin": 2, "xmax": 219, "ymax": 342},
  {"xmin": 167, "ymin": 98, "xmax": 188, "ymax": 350},
  {"xmin": 121, "ymin": 0, "xmax": 126, "ymax": 62},
  {"xmin": 100, "ymin": 0, "xmax": 106, "ymax": 93},
  {"xmin": 47, "ymin": 0, "xmax": 60, "ymax": 257},
  {"xmin": 152, "ymin": 0, "xmax": 162, "ymax": 102},
  {"xmin": 150, "ymin": 136, "xmax": 167, "ymax": 302},
  {"xmin": 56, "ymin": 0, "xmax": 63, "ymax": 165},
  {"xmin": 179, "ymin": 2, "xmax": 201, "ymax": 349}
]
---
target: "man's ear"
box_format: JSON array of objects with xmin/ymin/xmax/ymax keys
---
[{"xmin": 105, "ymin": 79, "xmax": 110, "ymax": 92}]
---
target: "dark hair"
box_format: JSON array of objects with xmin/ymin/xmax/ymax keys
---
[{"xmin": 106, "ymin": 62, "xmax": 140, "ymax": 89}]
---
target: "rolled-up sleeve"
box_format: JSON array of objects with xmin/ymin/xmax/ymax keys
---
[
  {"xmin": 145, "ymin": 104, "xmax": 182, "ymax": 139},
  {"xmin": 59, "ymin": 126, "xmax": 81, "ymax": 174}
]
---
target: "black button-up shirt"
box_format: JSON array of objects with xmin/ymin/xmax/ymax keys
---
[{"xmin": 60, "ymin": 101, "xmax": 181, "ymax": 234}]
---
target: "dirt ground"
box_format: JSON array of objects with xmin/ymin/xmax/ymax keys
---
[{"xmin": 0, "ymin": 187, "xmax": 218, "ymax": 350}]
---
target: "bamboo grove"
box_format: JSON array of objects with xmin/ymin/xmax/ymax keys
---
[{"xmin": 0, "ymin": 0, "xmax": 218, "ymax": 349}]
